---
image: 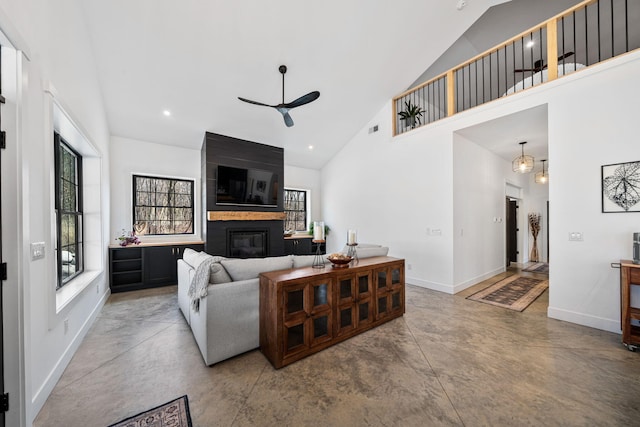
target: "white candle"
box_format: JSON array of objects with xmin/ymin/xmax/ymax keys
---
[
  {"xmin": 347, "ymin": 229, "xmax": 357, "ymax": 245},
  {"xmin": 313, "ymin": 221, "xmax": 324, "ymax": 240}
]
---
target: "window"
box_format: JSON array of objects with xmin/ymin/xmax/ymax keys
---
[
  {"xmin": 133, "ymin": 175, "xmax": 194, "ymax": 235},
  {"xmin": 55, "ymin": 132, "xmax": 83, "ymax": 289},
  {"xmin": 284, "ymin": 189, "xmax": 308, "ymax": 231}
]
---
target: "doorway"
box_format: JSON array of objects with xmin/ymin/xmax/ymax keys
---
[{"xmin": 506, "ymin": 197, "xmax": 518, "ymax": 268}]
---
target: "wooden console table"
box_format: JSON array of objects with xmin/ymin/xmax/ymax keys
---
[
  {"xmin": 259, "ymin": 256, "xmax": 405, "ymax": 368},
  {"xmin": 620, "ymin": 260, "xmax": 640, "ymax": 351}
]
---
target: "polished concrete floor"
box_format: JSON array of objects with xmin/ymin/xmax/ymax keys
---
[{"xmin": 34, "ymin": 267, "xmax": 640, "ymax": 426}]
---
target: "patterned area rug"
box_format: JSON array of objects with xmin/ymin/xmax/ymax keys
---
[
  {"xmin": 466, "ymin": 274, "xmax": 549, "ymax": 312},
  {"xmin": 108, "ymin": 395, "xmax": 192, "ymax": 427},
  {"xmin": 522, "ymin": 262, "xmax": 549, "ymax": 274}
]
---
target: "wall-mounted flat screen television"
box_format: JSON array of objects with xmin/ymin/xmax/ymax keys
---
[{"xmin": 216, "ymin": 165, "xmax": 279, "ymax": 207}]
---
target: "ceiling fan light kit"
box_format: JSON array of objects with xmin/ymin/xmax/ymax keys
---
[
  {"xmin": 238, "ymin": 65, "xmax": 320, "ymax": 127},
  {"xmin": 512, "ymin": 141, "xmax": 534, "ymax": 173}
]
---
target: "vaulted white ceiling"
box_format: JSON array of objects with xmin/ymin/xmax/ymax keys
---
[{"xmin": 79, "ymin": 0, "xmax": 508, "ymax": 169}]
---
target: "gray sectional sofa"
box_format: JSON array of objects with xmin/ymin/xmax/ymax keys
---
[{"xmin": 177, "ymin": 245, "xmax": 389, "ymax": 365}]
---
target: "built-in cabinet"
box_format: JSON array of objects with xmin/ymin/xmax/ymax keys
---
[
  {"xmin": 284, "ymin": 236, "xmax": 326, "ymax": 256},
  {"xmin": 259, "ymin": 256, "xmax": 404, "ymax": 368},
  {"xmin": 109, "ymin": 242, "xmax": 204, "ymax": 293}
]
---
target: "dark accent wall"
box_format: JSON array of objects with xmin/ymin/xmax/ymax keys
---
[{"xmin": 202, "ymin": 132, "xmax": 285, "ymax": 257}]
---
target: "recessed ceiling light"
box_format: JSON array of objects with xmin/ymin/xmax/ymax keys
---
[
  {"xmin": 308, "ymin": 145, "xmax": 314, "ymax": 150},
  {"xmin": 526, "ymin": 40, "xmax": 535, "ymax": 48},
  {"xmin": 163, "ymin": 110, "xmax": 171, "ymax": 117}
]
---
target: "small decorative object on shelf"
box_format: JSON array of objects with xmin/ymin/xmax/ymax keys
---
[
  {"xmin": 326, "ymin": 252, "xmax": 353, "ymax": 268},
  {"xmin": 312, "ymin": 221, "xmax": 325, "ymax": 240},
  {"xmin": 346, "ymin": 243, "xmax": 359, "ymax": 264},
  {"xmin": 346, "ymin": 229, "xmax": 358, "ymax": 264},
  {"xmin": 116, "ymin": 229, "xmax": 141, "ymax": 247},
  {"xmin": 312, "ymin": 239, "xmax": 326, "ymax": 269}
]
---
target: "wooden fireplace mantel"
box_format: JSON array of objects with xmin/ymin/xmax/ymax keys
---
[{"xmin": 207, "ymin": 211, "xmax": 286, "ymax": 221}]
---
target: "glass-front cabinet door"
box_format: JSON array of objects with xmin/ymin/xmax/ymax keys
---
[
  {"xmin": 282, "ymin": 277, "xmax": 333, "ymax": 359},
  {"xmin": 336, "ymin": 271, "xmax": 373, "ymax": 336},
  {"xmin": 374, "ymin": 263, "xmax": 405, "ymax": 320}
]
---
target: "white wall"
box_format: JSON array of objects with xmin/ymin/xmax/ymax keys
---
[
  {"xmin": 322, "ymin": 50, "xmax": 640, "ymax": 333},
  {"xmin": 321, "ymin": 111, "xmax": 455, "ymax": 293},
  {"xmin": 110, "ymin": 136, "xmax": 203, "ymax": 243},
  {"xmin": 284, "ymin": 165, "xmax": 321, "ymax": 230},
  {"xmin": 547, "ymin": 54, "xmax": 640, "ymax": 332},
  {"xmin": 0, "ymin": 0, "xmax": 112, "ymax": 424}
]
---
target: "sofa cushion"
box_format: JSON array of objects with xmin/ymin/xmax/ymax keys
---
[
  {"xmin": 183, "ymin": 248, "xmax": 226, "ymax": 269},
  {"xmin": 209, "ymin": 262, "xmax": 232, "ymax": 284},
  {"xmin": 220, "ymin": 256, "xmax": 293, "ymax": 281},
  {"xmin": 292, "ymin": 255, "xmax": 317, "ymax": 268},
  {"xmin": 351, "ymin": 246, "xmax": 389, "ymax": 259}
]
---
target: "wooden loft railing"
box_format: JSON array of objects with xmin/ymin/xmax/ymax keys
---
[{"xmin": 393, "ymin": 0, "xmax": 638, "ymax": 136}]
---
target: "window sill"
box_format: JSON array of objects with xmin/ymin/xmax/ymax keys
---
[{"xmin": 56, "ymin": 270, "xmax": 101, "ymax": 314}]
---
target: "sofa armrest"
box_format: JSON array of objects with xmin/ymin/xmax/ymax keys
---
[{"xmin": 177, "ymin": 259, "xmax": 194, "ymax": 324}]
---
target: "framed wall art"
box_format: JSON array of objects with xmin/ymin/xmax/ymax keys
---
[{"xmin": 602, "ymin": 160, "xmax": 640, "ymax": 213}]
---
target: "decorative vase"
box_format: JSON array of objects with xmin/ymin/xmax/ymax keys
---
[{"xmin": 530, "ymin": 237, "xmax": 539, "ymax": 262}]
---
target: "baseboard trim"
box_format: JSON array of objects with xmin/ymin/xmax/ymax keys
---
[
  {"xmin": 452, "ymin": 266, "xmax": 506, "ymax": 294},
  {"xmin": 31, "ymin": 289, "xmax": 110, "ymax": 420},
  {"xmin": 406, "ymin": 277, "xmax": 454, "ymax": 294},
  {"xmin": 547, "ymin": 306, "xmax": 620, "ymax": 334}
]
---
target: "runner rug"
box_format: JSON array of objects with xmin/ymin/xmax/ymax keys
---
[
  {"xmin": 107, "ymin": 395, "xmax": 192, "ymax": 427},
  {"xmin": 466, "ymin": 274, "xmax": 548, "ymax": 312},
  {"xmin": 522, "ymin": 262, "xmax": 549, "ymax": 274}
]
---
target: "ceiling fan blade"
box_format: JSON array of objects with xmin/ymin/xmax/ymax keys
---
[
  {"xmin": 558, "ymin": 51, "xmax": 575, "ymax": 61},
  {"xmin": 277, "ymin": 109, "xmax": 294, "ymax": 127},
  {"xmin": 284, "ymin": 91, "xmax": 320, "ymax": 109},
  {"xmin": 238, "ymin": 97, "xmax": 274, "ymax": 108}
]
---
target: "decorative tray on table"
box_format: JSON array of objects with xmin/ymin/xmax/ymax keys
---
[{"xmin": 326, "ymin": 253, "xmax": 353, "ymax": 268}]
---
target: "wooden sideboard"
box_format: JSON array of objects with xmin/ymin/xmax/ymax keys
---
[
  {"xmin": 259, "ymin": 256, "xmax": 405, "ymax": 368},
  {"xmin": 620, "ymin": 260, "xmax": 640, "ymax": 351}
]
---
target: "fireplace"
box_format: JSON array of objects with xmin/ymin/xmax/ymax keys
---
[{"xmin": 227, "ymin": 229, "xmax": 268, "ymax": 258}]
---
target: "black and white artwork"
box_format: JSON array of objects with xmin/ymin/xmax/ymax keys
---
[{"xmin": 602, "ymin": 160, "xmax": 640, "ymax": 213}]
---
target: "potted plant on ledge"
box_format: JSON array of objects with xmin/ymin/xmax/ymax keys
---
[{"xmin": 397, "ymin": 100, "xmax": 425, "ymax": 129}]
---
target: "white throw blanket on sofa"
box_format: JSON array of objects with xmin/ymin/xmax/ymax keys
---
[{"xmin": 188, "ymin": 257, "xmax": 215, "ymax": 312}]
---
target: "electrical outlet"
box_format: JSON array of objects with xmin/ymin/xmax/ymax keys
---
[
  {"xmin": 426, "ymin": 228, "xmax": 442, "ymax": 236},
  {"xmin": 569, "ymin": 232, "xmax": 584, "ymax": 241}
]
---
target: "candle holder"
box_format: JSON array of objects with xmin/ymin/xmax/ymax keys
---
[
  {"xmin": 346, "ymin": 243, "xmax": 359, "ymax": 264},
  {"xmin": 312, "ymin": 239, "xmax": 326, "ymax": 269}
]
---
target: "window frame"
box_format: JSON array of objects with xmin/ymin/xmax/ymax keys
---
[
  {"xmin": 54, "ymin": 132, "xmax": 84, "ymax": 289},
  {"xmin": 132, "ymin": 174, "xmax": 195, "ymax": 236},
  {"xmin": 284, "ymin": 188, "xmax": 309, "ymax": 232}
]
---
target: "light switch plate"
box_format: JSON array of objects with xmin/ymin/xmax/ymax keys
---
[{"xmin": 31, "ymin": 242, "xmax": 45, "ymax": 260}]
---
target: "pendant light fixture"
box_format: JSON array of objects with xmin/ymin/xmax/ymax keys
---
[
  {"xmin": 535, "ymin": 159, "xmax": 549, "ymax": 184},
  {"xmin": 512, "ymin": 141, "xmax": 534, "ymax": 173}
]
